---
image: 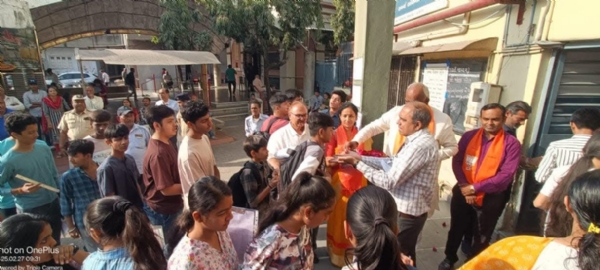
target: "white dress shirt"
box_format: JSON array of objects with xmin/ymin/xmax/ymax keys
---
[
  {"xmin": 267, "ymin": 123, "xmax": 311, "ymax": 162},
  {"xmin": 357, "ymin": 129, "xmax": 440, "ymax": 216},
  {"xmin": 23, "ymin": 90, "xmax": 48, "ymax": 117},
  {"xmin": 84, "ymin": 96, "xmax": 104, "ymax": 111},
  {"xmin": 102, "ymin": 72, "xmax": 110, "ymax": 84},
  {"xmin": 156, "ymin": 99, "xmax": 179, "ymax": 114},
  {"xmin": 245, "ymin": 114, "xmax": 269, "ymax": 136},
  {"xmin": 4, "ymin": 96, "xmax": 25, "ymax": 111},
  {"xmin": 353, "ymin": 105, "xmax": 458, "ymax": 159},
  {"xmin": 535, "ymin": 134, "xmax": 591, "ymax": 183}
]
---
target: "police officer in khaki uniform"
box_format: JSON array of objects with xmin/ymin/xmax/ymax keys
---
[{"xmin": 58, "ymin": 95, "xmax": 94, "ymax": 157}]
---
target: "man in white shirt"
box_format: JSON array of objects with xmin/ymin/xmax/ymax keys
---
[
  {"xmin": 245, "ymin": 100, "xmax": 269, "ymax": 137},
  {"xmin": 156, "ymin": 88, "xmax": 179, "ymax": 114},
  {"xmin": 118, "ymin": 106, "xmax": 151, "ymax": 176},
  {"xmin": 535, "ymin": 108, "xmax": 600, "ymax": 183},
  {"xmin": 267, "ymin": 102, "xmax": 310, "ymax": 172},
  {"xmin": 23, "ymin": 79, "xmax": 48, "ymax": 142},
  {"xmin": 0, "ymin": 85, "xmax": 24, "ymax": 111},
  {"xmin": 101, "ymin": 69, "xmax": 110, "ymax": 86},
  {"xmin": 178, "ymin": 101, "xmax": 220, "ymax": 207},
  {"xmin": 347, "ymin": 82, "xmax": 458, "ymax": 216},
  {"xmin": 118, "ymin": 106, "xmax": 150, "ymax": 193},
  {"xmin": 84, "ymin": 84, "xmax": 104, "ymax": 111},
  {"xmin": 338, "ymin": 101, "xmax": 440, "ymax": 264}
]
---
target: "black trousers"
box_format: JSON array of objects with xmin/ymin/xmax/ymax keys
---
[
  {"xmin": 444, "ymin": 184, "xmax": 510, "ymax": 263},
  {"xmin": 397, "ymin": 212, "xmax": 427, "ymax": 265},
  {"xmin": 227, "ymin": 81, "xmax": 236, "ymax": 95}
]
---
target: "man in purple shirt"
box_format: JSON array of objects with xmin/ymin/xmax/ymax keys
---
[{"xmin": 439, "ymin": 103, "xmax": 521, "ymax": 270}]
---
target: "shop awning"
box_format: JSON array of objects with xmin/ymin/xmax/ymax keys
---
[
  {"xmin": 392, "ymin": 41, "xmax": 415, "ymax": 55},
  {"xmin": 398, "ymin": 37, "xmax": 498, "ymax": 55},
  {"xmin": 75, "ymin": 49, "xmax": 221, "ymax": 65}
]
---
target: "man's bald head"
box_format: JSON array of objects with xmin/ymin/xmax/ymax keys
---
[
  {"xmin": 289, "ymin": 101, "xmax": 307, "ymax": 113},
  {"xmin": 405, "ymin": 82, "xmax": 430, "ymax": 104}
]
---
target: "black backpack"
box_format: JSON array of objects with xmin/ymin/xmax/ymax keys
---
[
  {"xmin": 278, "ymin": 140, "xmax": 324, "ymax": 194},
  {"xmin": 253, "ymin": 117, "xmax": 280, "ymax": 141},
  {"xmin": 228, "ymin": 162, "xmax": 260, "ymax": 208}
]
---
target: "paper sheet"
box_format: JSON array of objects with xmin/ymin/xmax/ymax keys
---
[{"xmin": 227, "ymin": 207, "xmax": 259, "ymax": 262}]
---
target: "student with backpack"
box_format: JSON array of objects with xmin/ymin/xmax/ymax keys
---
[
  {"xmin": 229, "ymin": 135, "xmax": 278, "ymax": 214},
  {"xmin": 242, "ymin": 172, "xmax": 336, "ymax": 269}
]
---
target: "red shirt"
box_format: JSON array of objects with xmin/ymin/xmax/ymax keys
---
[{"xmin": 260, "ymin": 115, "xmax": 289, "ymax": 134}]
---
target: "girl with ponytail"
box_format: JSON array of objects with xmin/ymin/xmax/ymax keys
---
[
  {"xmin": 343, "ymin": 185, "xmax": 414, "ymax": 270},
  {"xmin": 82, "ymin": 196, "xmax": 167, "ymax": 270},
  {"xmin": 242, "ymin": 172, "xmax": 336, "ymax": 269},
  {"xmin": 461, "ymin": 170, "xmax": 600, "ymax": 270},
  {"xmin": 167, "ymin": 176, "xmax": 237, "ymax": 269}
]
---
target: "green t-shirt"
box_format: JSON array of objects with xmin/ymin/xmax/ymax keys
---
[{"xmin": 225, "ymin": 68, "xmax": 237, "ymax": 82}]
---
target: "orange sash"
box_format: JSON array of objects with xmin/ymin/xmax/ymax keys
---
[
  {"xmin": 461, "ymin": 128, "xmax": 505, "ymax": 206},
  {"xmin": 393, "ymin": 105, "xmax": 436, "ymax": 154},
  {"xmin": 459, "ymin": 236, "xmax": 553, "ymax": 270}
]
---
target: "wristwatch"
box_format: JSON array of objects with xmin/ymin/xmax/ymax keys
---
[
  {"xmin": 470, "ymin": 185, "xmax": 476, "ymax": 194},
  {"xmin": 70, "ymin": 244, "xmax": 79, "ymax": 255}
]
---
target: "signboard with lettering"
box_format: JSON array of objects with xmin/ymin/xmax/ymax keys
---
[
  {"xmin": 395, "ymin": 0, "xmax": 449, "ymax": 25},
  {"xmin": 420, "ymin": 59, "xmax": 487, "ymax": 134}
]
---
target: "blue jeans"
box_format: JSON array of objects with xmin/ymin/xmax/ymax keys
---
[{"xmin": 143, "ymin": 204, "xmax": 181, "ymax": 242}]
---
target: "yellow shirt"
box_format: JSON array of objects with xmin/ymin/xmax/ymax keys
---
[{"xmin": 58, "ymin": 109, "xmax": 94, "ymax": 140}]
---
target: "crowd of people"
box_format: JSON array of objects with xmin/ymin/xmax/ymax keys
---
[{"xmin": 0, "ymin": 79, "xmax": 598, "ymax": 270}]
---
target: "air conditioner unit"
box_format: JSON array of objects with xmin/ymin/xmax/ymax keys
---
[{"xmin": 464, "ymin": 82, "xmax": 502, "ymax": 131}]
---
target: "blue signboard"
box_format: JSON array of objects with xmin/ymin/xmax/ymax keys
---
[{"xmin": 395, "ymin": 0, "xmax": 448, "ymax": 25}]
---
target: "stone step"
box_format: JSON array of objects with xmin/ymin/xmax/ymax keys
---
[
  {"xmin": 211, "ymin": 106, "xmax": 248, "ymax": 117},
  {"xmin": 212, "ymin": 117, "xmax": 225, "ymax": 129},
  {"xmin": 211, "ymin": 101, "xmax": 248, "ymax": 109},
  {"xmin": 214, "ymin": 113, "xmax": 248, "ymax": 122}
]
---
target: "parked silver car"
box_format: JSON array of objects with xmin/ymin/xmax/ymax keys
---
[{"xmin": 46, "ymin": 72, "xmax": 97, "ymax": 88}]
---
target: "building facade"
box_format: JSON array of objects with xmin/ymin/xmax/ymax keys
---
[{"xmin": 365, "ymin": 0, "xmax": 600, "ymax": 234}]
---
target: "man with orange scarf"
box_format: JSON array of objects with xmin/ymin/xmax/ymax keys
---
[{"xmin": 438, "ymin": 103, "xmax": 521, "ymax": 270}]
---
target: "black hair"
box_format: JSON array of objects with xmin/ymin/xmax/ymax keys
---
[
  {"xmin": 142, "ymin": 97, "xmax": 151, "ymax": 102},
  {"xmin": 145, "ymin": 105, "xmax": 175, "ymax": 132},
  {"xmin": 480, "ymin": 103, "xmax": 506, "ymax": 115},
  {"xmin": 181, "ymin": 101, "xmax": 210, "ymax": 125},
  {"xmin": 408, "ymin": 102, "xmax": 432, "ymax": 128},
  {"xmin": 4, "ymin": 112, "xmax": 37, "ymax": 135},
  {"xmin": 67, "ymin": 139, "xmax": 95, "ymax": 157},
  {"xmin": 93, "ymin": 79, "xmax": 103, "ymax": 85},
  {"xmin": 323, "ymin": 92, "xmax": 330, "ymax": 99},
  {"xmin": 104, "ymin": 124, "xmax": 130, "ymax": 140},
  {"xmin": 166, "ymin": 176, "xmax": 232, "ymax": 257},
  {"xmin": 308, "ymin": 112, "xmax": 334, "ymax": 136},
  {"xmin": 331, "ymin": 90, "xmax": 348, "ymax": 103},
  {"xmin": 249, "ymin": 100, "xmax": 261, "ymax": 108},
  {"xmin": 85, "ymin": 197, "xmax": 166, "ymax": 270},
  {"xmin": 571, "ymin": 108, "xmax": 600, "ymax": 131},
  {"xmin": 269, "ymin": 93, "xmax": 287, "ymax": 110},
  {"xmin": 86, "ymin": 83, "xmax": 96, "ymax": 89},
  {"xmin": 91, "ymin": 110, "xmax": 112, "ymax": 123},
  {"xmin": 284, "ymin": 89, "xmax": 303, "ymax": 102},
  {"xmin": 0, "ymin": 214, "xmax": 50, "ymax": 266},
  {"xmin": 338, "ymin": 102, "xmax": 359, "ymax": 117},
  {"xmin": 506, "ymin": 101, "xmax": 532, "ymax": 115},
  {"xmin": 547, "ymin": 131, "xmax": 600, "ymax": 237},
  {"xmin": 243, "ymin": 135, "xmax": 268, "ymax": 157},
  {"xmin": 567, "ymin": 170, "xmax": 600, "ymax": 270},
  {"xmin": 228, "ymin": 65, "xmax": 232, "ymax": 68},
  {"xmin": 122, "ymin": 99, "xmax": 133, "ymax": 106},
  {"xmin": 258, "ymin": 172, "xmax": 336, "ymax": 234},
  {"xmin": 346, "ymin": 186, "xmax": 408, "ymax": 270}
]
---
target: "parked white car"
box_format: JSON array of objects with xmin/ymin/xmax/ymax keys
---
[{"xmin": 47, "ymin": 72, "xmax": 97, "ymax": 88}]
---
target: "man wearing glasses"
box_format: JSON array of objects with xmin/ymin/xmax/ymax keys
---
[{"xmin": 267, "ymin": 102, "xmax": 310, "ymax": 174}]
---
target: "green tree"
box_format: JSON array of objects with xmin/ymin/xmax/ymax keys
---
[
  {"xmin": 152, "ymin": 0, "xmax": 219, "ymax": 96},
  {"xmin": 330, "ymin": 0, "xmax": 355, "ymax": 46},
  {"xmin": 199, "ymin": 0, "xmax": 324, "ymax": 103}
]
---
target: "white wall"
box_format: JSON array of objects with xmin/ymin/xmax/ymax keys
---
[{"xmin": 0, "ymin": 0, "xmax": 34, "ymax": 29}]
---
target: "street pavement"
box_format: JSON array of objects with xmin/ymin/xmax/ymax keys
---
[{"xmin": 58, "ymin": 112, "xmax": 465, "ymax": 269}]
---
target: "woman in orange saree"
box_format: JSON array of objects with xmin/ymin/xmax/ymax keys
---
[{"xmin": 325, "ymin": 102, "xmax": 372, "ymax": 267}]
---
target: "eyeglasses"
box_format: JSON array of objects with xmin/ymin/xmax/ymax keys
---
[{"xmin": 290, "ymin": 113, "xmax": 307, "ymax": 119}]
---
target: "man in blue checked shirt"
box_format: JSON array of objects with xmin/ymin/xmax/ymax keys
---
[{"xmin": 60, "ymin": 139, "xmax": 102, "ymax": 251}]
